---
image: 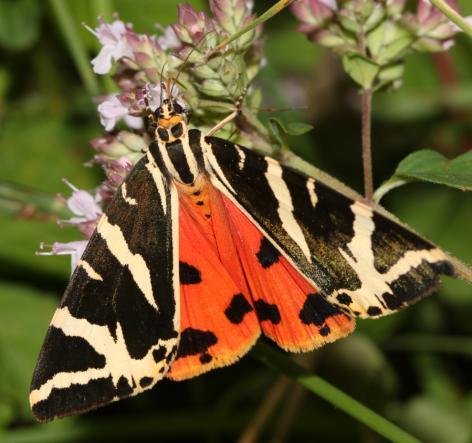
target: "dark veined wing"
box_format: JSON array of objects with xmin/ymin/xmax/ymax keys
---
[
  {"xmin": 202, "ymin": 135, "xmax": 458, "ymax": 319},
  {"xmin": 30, "ymin": 153, "xmax": 180, "ymax": 421}
]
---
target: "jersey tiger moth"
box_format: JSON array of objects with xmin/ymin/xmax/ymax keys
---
[{"xmin": 29, "ymin": 89, "xmax": 472, "ymax": 422}]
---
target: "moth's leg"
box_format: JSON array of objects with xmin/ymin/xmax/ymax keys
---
[{"xmin": 206, "ymin": 87, "xmax": 248, "ymax": 137}]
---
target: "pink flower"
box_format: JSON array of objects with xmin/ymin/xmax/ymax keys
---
[
  {"xmin": 58, "ymin": 179, "xmax": 103, "ymax": 238},
  {"xmin": 173, "ymin": 3, "xmax": 214, "ymax": 44},
  {"xmin": 95, "ymin": 155, "xmax": 134, "ymax": 188},
  {"xmin": 156, "ymin": 25, "xmax": 182, "ymax": 50},
  {"xmin": 292, "ymin": 0, "xmax": 337, "ymax": 37},
  {"xmin": 97, "ymin": 94, "xmax": 143, "ymax": 131},
  {"xmin": 404, "ymin": 0, "xmax": 462, "ymax": 51},
  {"xmin": 91, "ymin": 131, "xmax": 148, "ymax": 158},
  {"xmin": 86, "ymin": 19, "xmax": 135, "ymax": 74},
  {"xmin": 210, "ymin": 0, "xmax": 253, "ymax": 32},
  {"xmin": 37, "ymin": 241, "xmax": 89, "ymax": 272}
]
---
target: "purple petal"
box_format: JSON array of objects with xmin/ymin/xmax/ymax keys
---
[
  {"xmin": 37, "ymin": 240, "xmax": 89, "ymax": 272},
  {"xmin": 157, "ymin": 25, "xmax": 181, "ymax": 50},
  {"xmin": 67, "ymin": 189, "xmax": 102, "ymax": 220}
]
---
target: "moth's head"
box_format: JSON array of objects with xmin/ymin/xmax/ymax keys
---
[{"xmin": 155, "ymin": 98, "xmax": 189, "ymax": 143}]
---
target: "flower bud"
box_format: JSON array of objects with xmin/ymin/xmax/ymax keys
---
[
  {"xmin": 199, "ymin": 78, "xmax": 231, "ymax": 98},
  {"xmin": 210, "ymin": 0, "xmax": 250, "ymax": 35},
  {"xmin": 177, "ymin": 3, "xmax": 214, "ymax": 44}
]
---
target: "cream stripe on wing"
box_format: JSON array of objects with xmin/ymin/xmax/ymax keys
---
[
  {"xmin": 77, "ymin": 260, "xmax": 103, "ymax": 281},
  {"xmin": 333, "ymin": 201, "xmax": 448, "ymax": 314},
  {"xmin": 384, "ymin": 248, "xmax": 447, "ymax": 283},
  {"xmin": 180, "ymin": 130, "xmax": 199, "ymax": 180},
  {"xmin": 29, "ymin": 307, "xmax": 177, "ymax": 406},
  {"xmin": 121, "ymin": 183, "xmax": 137, "ymax": 206},
  {"xmin": 307, "ymin": 177, "xmax": 318, "ymax": 207},
  {"xmin": 235, "ymin": 145, "xmax": 246, "ymax": 171},
  {"xmin": 146, "ymin": 153, "xmax": 168, "ymax": 214},
  {"xmin": 265, "ymin": 158, "xmax": 312, "ymax": 263},
  {"xmin": 97, "ymin": 215, "xmax": 158, "ymax": 311},
  {"xmin": 169, "ymin": 181, "xmax": 180, "ymax": 331},
  {"xmin": 201, "ymin": 134, "xmax": 237, "ymax": 194}
]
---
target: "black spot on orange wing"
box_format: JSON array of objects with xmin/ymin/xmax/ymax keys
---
[
  {"xmin": 256, "ymin": 238, "xmax": 280, "ymax": 269},
  {"xmin": 176, "ymin": 328, "xmax": 218, "ymax": 359},
  {"xmin": 299, "ymin": 293, "xmax": 341, "ymax": 326},
  {"xmin": 319, "ymin": 325, "xmax": 331, "ymax": 336},
  {"xmin": 224, "ymin": 293, "xmax": 253, "ymax": 324},
  {"xmin": 180, "ymin": 262, "xmax": 202, "ymax": 285},
  {"xmin": 254, "ymin": 300, "xmax": 281, "ymax": 324},
  {"xmin": 200, "ymin": 353, "xmax": 213, "ymax": 364}
]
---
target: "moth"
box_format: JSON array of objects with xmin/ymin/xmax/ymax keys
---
[{"xmin": 30, "ymin": 88, "xmax": 471, "ymax": 422}]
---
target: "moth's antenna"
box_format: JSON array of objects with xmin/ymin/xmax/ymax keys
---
[
  {"xmin": 169, "ymin": 45, "xmax": 198, "ymax": 101},
  {"xmin": 159, "ymin": 62, "xmax": 168, "ymax": 105},
  {"xmin": 166, "ymin": 76, "xmax": 172, "ymax": 102},
  {"xmin": 168, "ymin": 30, "xmax": 217, "ymax": 101}
]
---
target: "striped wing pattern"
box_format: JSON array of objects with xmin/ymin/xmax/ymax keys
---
[
  {"xmin": 30, "ymin": 154, "xmax": 180, "ymax": 421},
  {"xmin": 203, "ymin": 135, "xmax": 455, "ymax": 319}
]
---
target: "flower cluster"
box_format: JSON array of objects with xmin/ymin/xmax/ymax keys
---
[
  {"xmin": 92, "ymin": 2, "xmax": 264, "ymax": 129},
  {"xmin": 292, "ymin": 0, "xmax": 466, "ymax": 89},
  {"xmin": 42, "ymin": 1, "xmax": 268, "ymax": 268},
  {"xmin": 37, "ymin": 180, "xmax": 103, "ymax": 270}
]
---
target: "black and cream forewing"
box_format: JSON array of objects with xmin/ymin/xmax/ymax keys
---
[
  {"xmin": 203, "ymin": 135, "xmax": 456, "ymax": 319},
  {"xmin": 30, "ymin": 152, "xmax": 180, "ymax": 421}
]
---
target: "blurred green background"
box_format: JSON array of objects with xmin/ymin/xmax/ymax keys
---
[{"xmin": 0, "ymin": 0, "xmax": 471, "ymax": 442}]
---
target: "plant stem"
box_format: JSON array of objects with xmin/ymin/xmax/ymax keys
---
[
  {"xmin": 373, "ymin": 178, "xmax": 408, "ymax": 203},
  {"xmin": 361, "ymin": 88, "xmax": 374, "ymax": 202},
  {"xmin": 0, "ymin": 180, "xmax": 69, "ymax": 218},
  {"xmin": 254, "ymin": 342, "xmax": 420, "ymax": 443},
  {"xmin": 208, "ymin": 0, "xmax": 295, "ymax": 56},
  {"xmin": 236, "ymin": 377, "xmax": 290, "ymax": 443},
  {"xmin": 429, "ymin": 0, "xmax": 472, "ymax": 38},
  {"xmin": 49, "ymin": 0, "xmax": 100, "ymax": 96}
]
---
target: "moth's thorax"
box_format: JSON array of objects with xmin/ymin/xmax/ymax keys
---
[
  {"xmin": 154, "ymin": 98, "xmax": 189, "ymax": 144},
  {"xmin": 151, "ymin": 123, "xmax": 202, "ymax": 186},
  {"xmin": 156, "ymin": 118, "xmax": 187, "ymax": 144}
]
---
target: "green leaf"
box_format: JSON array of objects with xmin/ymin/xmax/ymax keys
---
[
  {"xmin": 268, "ymin": 117, "xmax": 289, "ymax": 150},
  {"xmin": 342, "ymin": 55, "xmax": 379, "ymax": 89},
  {"xmin": 267, "ymin": 119, "xmax": 313, "ymax": 153},
  {"xmin": 395, "ymin": 150, "xmax": 472, "ymax": 191},
  {"xmin": 285, "ymin": 122, "xmax": 314, "ymax": 136},
  {"xmin": 375, "ymin": 150, "xmax": 472, "ymax": 201}
]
